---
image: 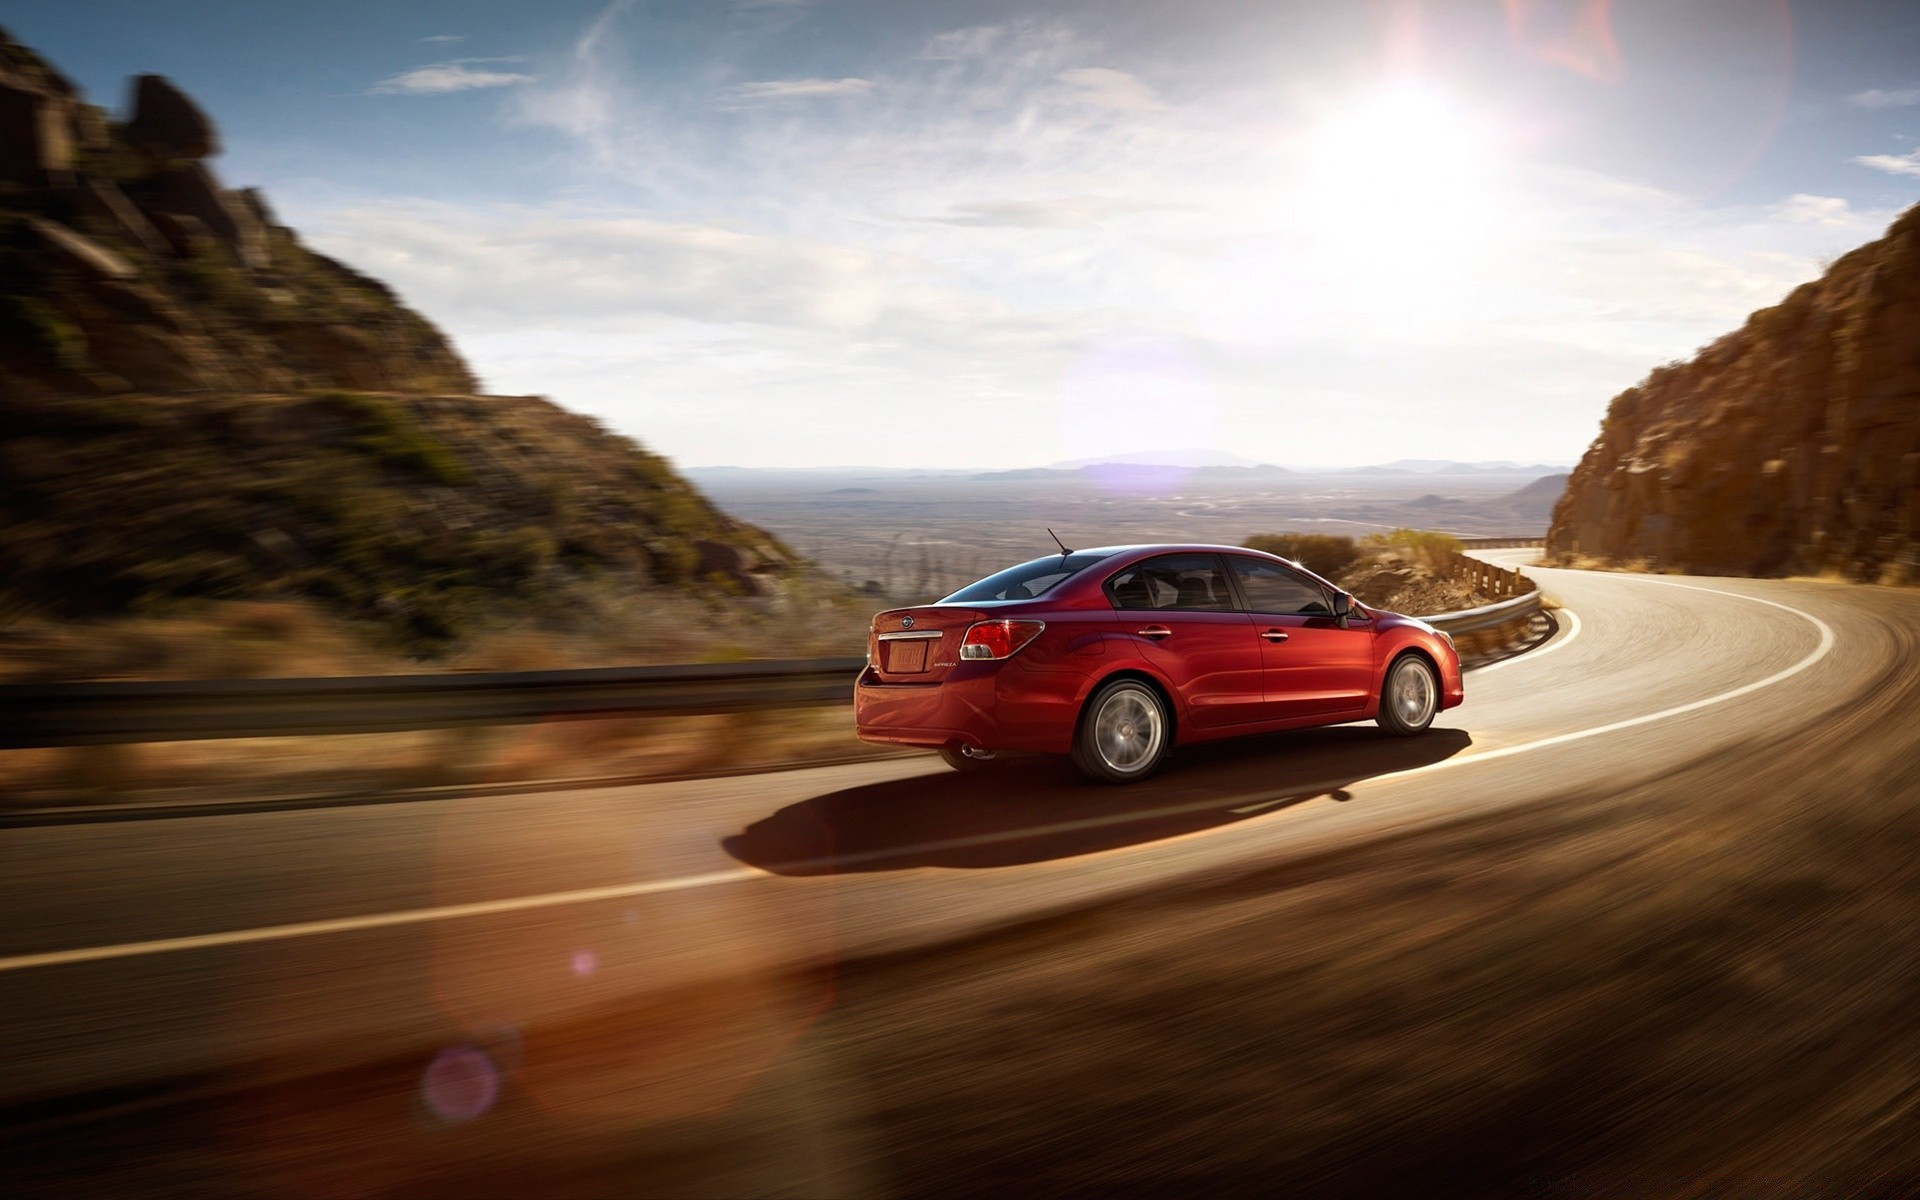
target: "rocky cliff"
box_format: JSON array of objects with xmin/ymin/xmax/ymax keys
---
[
  {"xmin": 0, "ymin": 29, "xmax": 796, "ymax": 654},
  {"xmin": 0, "ymin": 27, "xmax": 472, "ymax": 395},
  {"xmin": 1547, "ymin": 206, "xmax": 1920, "ymax": 583}
]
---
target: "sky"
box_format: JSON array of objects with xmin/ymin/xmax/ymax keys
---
[{"xmin": 10, "ymin": 0, "xmax": 1920, "ymax": 469}]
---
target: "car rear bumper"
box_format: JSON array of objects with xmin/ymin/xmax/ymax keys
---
[{"xmin": 854, "ymin": 660, "xmax": 1085, "ymax": 754}]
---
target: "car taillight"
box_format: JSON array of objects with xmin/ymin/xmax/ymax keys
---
[{"xmin": 959, "ymin": 619, "xmax": 1045, "ymax": 660}]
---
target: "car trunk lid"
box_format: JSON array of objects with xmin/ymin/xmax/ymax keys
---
[{"xmin": 867, "ymin": 605, "xmax": 985, "ymax": 683}]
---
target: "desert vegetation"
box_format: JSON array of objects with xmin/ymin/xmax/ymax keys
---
[
  {"xmin": 0, "ymin": 389, "xmax": 806, "ymax": 665},
  {"xmin": 1244, "ymin": 528, "xmax": 1492, "ymax": 615}
]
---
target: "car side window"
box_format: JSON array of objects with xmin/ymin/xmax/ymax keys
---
[
  {"xmin": 1227, "ymin": 556, "xmax": 1332, "ymax": 616},
  {"xmin": 1105, "ymin": 554, "xmax": 1235, "ymax": 612}
]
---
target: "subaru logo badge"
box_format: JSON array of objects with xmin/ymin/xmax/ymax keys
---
[{"xmin": 901, "ymin": 615, "xmax": 915, "ymax": 629}]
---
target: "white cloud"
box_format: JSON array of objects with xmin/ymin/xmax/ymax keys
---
[
  {"xmin": 306, "ymin": 204, "xmax": 990, "ymax": 334},
  {"xmin": 419, "ymin": 34, "xmax": 466, "ymax": 45},
  {"xmin": 1853, "ymin": 148, "xmax": 1920, "ymax": 177},
  {"xmin": 920, "ymin": 26, "xmax": 1003, "ymax": 61},
  {"xmin": 1850, "ymin": 88, "xmax": 1920, "ymax": 109},
  {"xmin": 316, "ymin": 14, "xmax": 1904, "ymax": 468},
  {"xmin": 1056, "ymin": 67, "xmax": 1166, "ymax": 113},
  {"xmin": 370, "ymin": 62, "xmax": 533, "ymax": 95},
  {"xmin": 720, "ymin": 77, "xmax": 876, "ymax": 106},
  {"xmin": 1777, "ymin": 193, "xmax": 1855, "ymax": 226},
  {"xmin": 935, "ymin": 196, "xmax": 1167, "ymax": 228}
]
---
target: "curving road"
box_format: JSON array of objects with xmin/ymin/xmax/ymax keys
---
[{"xmin": 2, "ymin": 552, "xmax": 1912, "ymax": 1123}]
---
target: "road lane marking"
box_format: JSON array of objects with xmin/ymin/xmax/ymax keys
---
[
  {"xmin": 0, "ymin": 579, "xmax": 1836, "ymax": 975},
  {"xmin": 1472, "ymin": 607, "xmax": 1582, "ymax": 674},
  {"xmin": 0, "ymin": 869, "xmax": 762, "ymax": 974}
]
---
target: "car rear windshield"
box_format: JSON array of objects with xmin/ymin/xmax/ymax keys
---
[{"xmin": 942, "ymin": 552, "xmax": 1114, "ymax": 602}]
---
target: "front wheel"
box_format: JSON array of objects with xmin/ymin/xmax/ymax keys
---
[
  {"xmin": 1377, "ymin": 654, "xmax": 1439, "ymax": 736},
  {"xmin": 1072, "ymin": 679, "xmax": 1170, "ymax": 784}
]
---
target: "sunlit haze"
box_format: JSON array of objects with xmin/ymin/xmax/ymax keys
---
[{"xmin": 18, "ymin": 0, "xmax": 1920, "ymax": 468}]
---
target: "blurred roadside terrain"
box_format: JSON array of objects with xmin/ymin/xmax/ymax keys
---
[{"xmin": 1549, "ymin": 202, "xmax": 1920, "ymax": 584}]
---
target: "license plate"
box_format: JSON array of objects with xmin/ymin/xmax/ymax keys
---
[{"xmin": 887, "ymin": 641, "xmax": 929, "ymax": 673}]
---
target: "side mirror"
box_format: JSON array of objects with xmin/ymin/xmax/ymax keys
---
[{"xmin": 1332, "ymin": 592, "xmax": 1353, "ymax": 629}]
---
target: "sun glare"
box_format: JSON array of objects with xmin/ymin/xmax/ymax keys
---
[{"xmin": 1298, "ymin": 83, "xmax": 1497, "ymax": 301}]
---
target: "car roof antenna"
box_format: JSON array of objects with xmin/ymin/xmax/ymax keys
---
[{"xmin": 1047, "ymin": 528, "xmax": 1074, "ymax": 557}]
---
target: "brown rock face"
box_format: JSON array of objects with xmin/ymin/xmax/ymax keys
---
[
  {"xmin": 28, "ymin": 217, "xmax": 136, "ymax": 281},
  {"xmin": 0, "ymin": 78, "xmax": 74, "ymax": 183},
  {"xmin": 148, "ymin": 163, "xmax": 269, "ymax": 268},
  {"xmin": 75, "ymin": 176, "xmax": 170, "ymax": 257},
  {"xmin": 1548, "ymin": 205, "xmax": 1920, "ymax": 584},
  {"xmin": 124, "ymin": 73, "xmax": 218, "ymax": 160},
  {"xmin": 0, "ymin": 26, "xmax": 477, "ymax": 397}
]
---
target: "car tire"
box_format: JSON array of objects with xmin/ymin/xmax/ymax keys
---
[
  {"xmin": 1071, "ymin": 678, "xmax": 1170, "ymax": 784},
  {"xmin": 937, "ymin": 746, "xmax": 1001, "ymax": 772},
  {"xmin": 1377, "ymin": 654, "xmax": 1439, "ymax": 736}
]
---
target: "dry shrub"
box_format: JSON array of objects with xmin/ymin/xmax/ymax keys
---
[
  {"xmin": 1241, "ymin": 533, "xmax": 1361, "ymax": 580},
  {"xmin": 1361, "ymin": 528, "xmax": 1464, "ymax": 576},
  {"xmin": 0, "ymin": 600, "xmax": 385, "ymax": 683}
]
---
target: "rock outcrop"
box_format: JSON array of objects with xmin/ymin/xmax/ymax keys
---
[
  {"xmin": 1548, "ymin": 205, "xmax": 1920, "ymax": 584},
  {"xmin": 124, "ymin": 73, "xmax": 218, "ymax": 161},
  {"xmin": 0, "ymin": 76, "xmax": 73, "ymax": 183},
  {"xmin": 0, "ymin": 25, "xmax": 474, "ymax": 396}
]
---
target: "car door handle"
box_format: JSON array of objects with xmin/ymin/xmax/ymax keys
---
[
  {"xmin": 1261, "ymin": 629, "xmax": 1289, "ymax": 642},
  {"xmin": 1136, "ymin": 626, "xmax": 1173, "ymax": 640}
]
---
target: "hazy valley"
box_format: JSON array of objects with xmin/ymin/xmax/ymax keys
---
[{"xmin": 690, "ymin": 464, "xmax": 1563, "ymax": 600}]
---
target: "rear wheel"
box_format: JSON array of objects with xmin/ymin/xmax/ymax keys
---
[
  {"xmin": 1072, "ymin": 679, "xmax": 1170, "ymax": 784},
  {"xmin": 937, "ymin": 746, "xmax": 1000, "ymax": 772},
  {"xmin": 1377, "ymin": 654, "xmax": 1439, "ymax": 736}
]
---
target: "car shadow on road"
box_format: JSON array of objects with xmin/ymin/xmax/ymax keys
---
[{"xmin": 722, "ymin": 725, "xmax": 1473, "ymax": 875}]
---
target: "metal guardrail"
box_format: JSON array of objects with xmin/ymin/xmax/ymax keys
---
[
  {"xmin": 0, "ymin": 539, "xmax": 1554, "ymax": 750},
  {"xmin": 0, "ymin": 659, "xmax": 866, "ymax": 750},
  {"xmin": 1437, "ymin": 538, "xmax": 1547, "ymax": 641},
  {"xmin": 1427, "ymin": 593, "xmax": 1542, "ymax": 637}
]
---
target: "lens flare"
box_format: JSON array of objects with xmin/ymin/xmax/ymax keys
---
[
  {"xmin": 1056, "ymin": 340, "xmax": 1220, "ymax": 494},
  {"xmin": 420, "ymin": 1044, "xmax": 500, "ymax": 1124},
  {"xmin": 1503, "ymin": 0, "xmax": 1623, "ymax": 84}
]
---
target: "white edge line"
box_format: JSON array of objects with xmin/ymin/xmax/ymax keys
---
[
  {"xmin": 0, "ymin": 578, "xmax": 1834, "ymax": 976},
  {"xmin": 0, "ymin": 870, "xmax": 760, "ymax": 973}
]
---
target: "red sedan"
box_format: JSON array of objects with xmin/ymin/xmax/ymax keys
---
[{"xmin": 854, "ymin": 544, "xmax": 1463, "ymax": 783}]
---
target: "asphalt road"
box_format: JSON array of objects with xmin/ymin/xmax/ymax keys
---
[{"xmin": 0, "ymin": 552, "xmax": 1897, "ymax": 1120}]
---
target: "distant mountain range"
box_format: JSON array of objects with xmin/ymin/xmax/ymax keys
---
[
  {"xmin": 1043, "ymin": 448, "xmax": 1268, "ymax": 469},
  {"xmin": 689, "ymin": 456, "xmax": 1571, "ymax": 481},
  {"xmin": 1399, "ymin": 474, "xmax": 1570, "ymax": 525},
  {"xmin": 974, "ymin": 461, "xmax": 1295, "ymax": 482},
  {"xmin": 1356, "ymin": 459, "xmax": 1574, "ymax": 475}
]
